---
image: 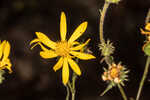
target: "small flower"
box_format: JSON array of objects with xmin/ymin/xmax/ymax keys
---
[
  {"xmin": 140, "ymin": 23, "xmax": 150, "ymax": 55},
  {"xmin": 30, "ymin": 12, "xmax": 95, "ymax": 85},
  {"xmin": 102, "ymin": 63, "xmax": 129, "ymax": 85},
  {"xmin": 0, "ymin": 40, "xmax": 12, "ymax": 73},
  {"xmin": 101, "ymin": 62, "xmax": 129, "ymax": 96}
]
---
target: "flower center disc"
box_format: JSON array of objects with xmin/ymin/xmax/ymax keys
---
[
  {"xmin": 56, "ymin": 41, "xmax": 70, "ymax": 57},
  {"xmin": 110, "ymin": 67, "xmax": 119, "ymax": 78}
]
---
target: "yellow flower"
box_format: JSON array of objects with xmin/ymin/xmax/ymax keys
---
[
  {"xmin": 140, "ymin": 23, "xmax": 150, "ymax": 35},
  {"xmin": 0, "ymin": 40, "xmax": 12, "ymax": 73},
  {"xmin": 30, "ymin": 12, "xmax": 95, "ymax": 85},
  {"xmin": 140, "ymin": 23, "xmax": 150, "ymax": 51}
]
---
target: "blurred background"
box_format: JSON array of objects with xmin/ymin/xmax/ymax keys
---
[{"xmin": 0, "ymin": 0, "xmax": 150, "ymax": 100}]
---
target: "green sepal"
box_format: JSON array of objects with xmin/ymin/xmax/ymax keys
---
[
  {"xmin": 100, "ymin": 84, "xmax": 113, "ymax": 96},
  {"xmin": 143, "ymin": 42, "xmax": 150, "ymax": 56}
]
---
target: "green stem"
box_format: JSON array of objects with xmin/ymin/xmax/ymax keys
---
[
  {"xmin": 72, "ymin": 93, "xmax": 75, "ymax": 100},
  {"xmin": 68, "ymin": 81, "xmax": 72, "ymax": 92},
  {"xmin": 71, "ymin": 73, "xmax": 77, "ymax": 100},
  {"xmin": 99, "ymin": 2, "xmax": 110, "ymax": 43},
  {"xmin": 136, "ymin": 56, "xmax": 150, "ymax": 100},
  {"xmin": 65, "ymin": 85, "xmax": 70, "ymax": 100},
  {"xmin": 72, "ymin": 73, "xmax": 77, "ymax": 90},
  {"xmin": 67, "ymin": 73, "xmax": 77, "ymax": 100},
  {"xmin": 104, "ymin": 56, "xmax": 113, "ymax": 65},
  {"xmin": 118, "ymin": 84, "xmax": 127, "ymax": 100}
]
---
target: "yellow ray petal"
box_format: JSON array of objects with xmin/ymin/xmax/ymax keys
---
[
  {"xmin": 68, "ymin": 58, "xmax": 81, "ymax": 75},
  {"xmin": 140, "ymin": 28, "xmax": 150, "ymax": 35},
  {"xmin": 30, "ymin": 39, "xmax": 40, "ymax": 45},
  {"xmin": 5, "ymin": 59, "xmax": 12, "ymax": 73},
  {"xmin": 0, "ymin": 59, "xmax": 12, "ymax": 73},
  {"xmin": 60, "ymin": 12, "xmax": 67, "ymax": 41},
  {"xmin": 6, "ymin": 58, "xmax": 12, "ymax": 69},
  {"xmin": 145, "ymin": 23, "xmax": 150, "ymax": 31},
  {"xmin": 3, "ymin": 41, "xmax": 10, "ymax": 60},
  {"xmin": 62, "ymin": 57, "xmax": 69, "ymax": 85},
  {"xmin": 0, "ymin": 40, "xmax": 6, "ymax": 59},
  {"xmin": 30, "ymin": 43, "xmax": 39, "ymax": 50},
  {"xmin": 30, "ymin": 42, "xmax": 49, "ymax": 51},
  {"xmin": 35, "ymin": 32, "xmax": 56, "ymax": 49},
  {"xmin": 71, "ymin": 39, "xmax": 90, "ymax": 50},
  {"xmin": 72, "ymin": 41, "xmax": 80, "ymax": 46},
  {"xmin": 6, "ymin": 65, "xmax": 12, "ymax": 73},
  {"xmin": 68, "ymin": 22, "xmax": 88, "ymax": 44},
  {"xmin": 70, "ymin": 51, "xmax": 95, "ymax": 60},
  {"xmin": 53, "ymin": 57, "xmax": 63, "ymax": 72},
  {"xmin": 0, "ymin": 65, "xmax": 12, "ymax": 73},
  {"xmin": 40, "ymin": 50, "xmax": 58, "ymax": 59},
  {"xmin": 38, "ymin": 43, "xmax": 49, "ymax": 51}
]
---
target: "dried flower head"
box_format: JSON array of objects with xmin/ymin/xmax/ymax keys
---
[
  {"xmin": 99, "ymin": 40, "xmax": 115, "ymax": 56},
  {"xmin": 101, "ymin": 62, "xmax": 129, "ymax": 96},
  {"xmin": 102, "ymin": 63, "xmax": 129, "ymax": 85}
]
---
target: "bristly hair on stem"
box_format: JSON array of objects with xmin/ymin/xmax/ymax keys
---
[{"xmin": 99, "ymin": 2, "xmax": 110, "ymax": 43}]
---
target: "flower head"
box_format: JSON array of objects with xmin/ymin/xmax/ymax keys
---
[
  {"xmin": 101, "ymin": 62, "xmax": 129, "ymax": 96},
  {"xmin": 140, "ymin": 23, "xmax": 150, "ymax": 55},
  {"xmin": 99, "ymin": 40, "xmax": 115, "ymax": 57},
  {"xmin": 102, "ymin": 63, "xmax": 129, "ymax": 85},
  {"xmin": 30, "ymin": 12, "xmax": 95, "ymax": 85},
  {"xmin": 0, "ymin": 40, "xmax": 12, "ymax": 73}
]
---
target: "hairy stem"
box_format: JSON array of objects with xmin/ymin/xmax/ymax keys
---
[
  {"xmin": 136, "ymin": 56, "xmax": 150, "ymax": 100},
  {"xmin": 118, "ymin": 84, "xmax": 127, "ymax": 100},
  {"xmin": 99, "ymin": 2, "xmax": 110, "ymax": 43}
]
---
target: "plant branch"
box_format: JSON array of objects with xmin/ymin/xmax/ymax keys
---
[
  {"xmin": 118, "ymin": 84, "xmax": 127, "ymax": 100},
  {"xmin": 136, "ymin": 56, "xmax": 150, "ymax": 100},
  {"xmin": 99, "ymin": 2, "xmax": 110, "ymax": 43}
]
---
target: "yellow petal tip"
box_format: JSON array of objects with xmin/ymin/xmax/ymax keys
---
[
  {"xmin": 53, "ymin": 68, "xmax": 57, "ymax": 72},
  {"xmin": 61, "ymin": 12, "xmax": 65, "ymax": 15},
  {"xmin": 78, "ymin": 72, "xmax": 81, "ymax": 76},
  {"xmin": 83, "ymin": 21, "xmax": 88, "ymax": 26}
]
